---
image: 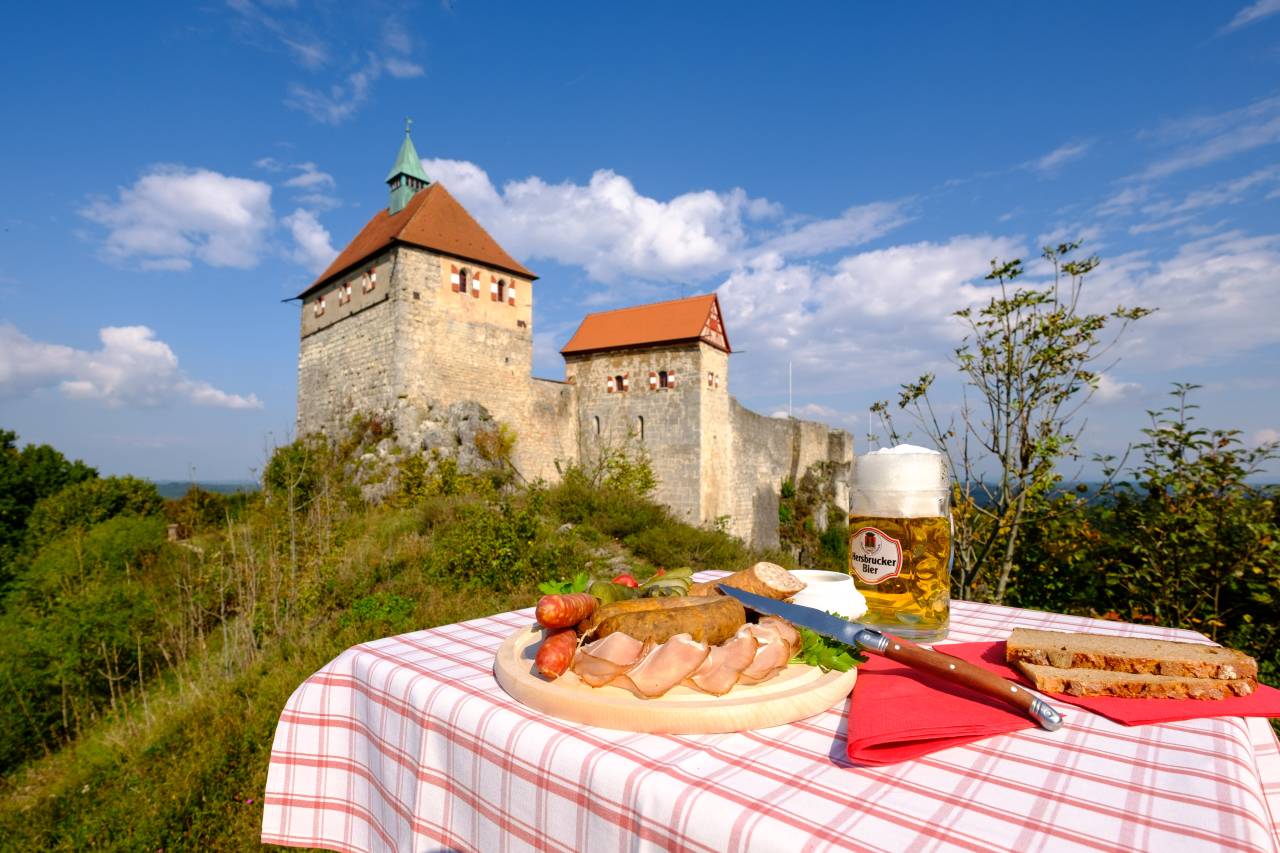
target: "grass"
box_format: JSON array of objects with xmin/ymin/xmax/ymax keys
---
[{"xmin": 0, "ymin": 458, "xmax": 771, "ymax": 850}]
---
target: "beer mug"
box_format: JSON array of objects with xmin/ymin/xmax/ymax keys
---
[{"xmin": 848, "ymin": 445, "xmax": 952, "ymax": 643}]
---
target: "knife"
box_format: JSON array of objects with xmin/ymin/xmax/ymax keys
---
[{"xmin": 718, "ymin": 585, "xmax": 1064, "ymax": 731}]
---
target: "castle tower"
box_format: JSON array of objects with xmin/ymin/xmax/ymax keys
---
[
  {"xmin": 561, "ymin": 294, "xmax": 733, "ymax": 526},
  {"xmin": 294, "ymin": 125, "xmax": 560, "ymax": 476}
]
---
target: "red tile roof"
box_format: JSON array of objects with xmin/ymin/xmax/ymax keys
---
[
  {"xmin": 297, "ymin": 183, "xmax": 535, "ymax": 298},
  {"xmin": 560, "ymin": 293, "xmax": 731, "ymax": 355}
]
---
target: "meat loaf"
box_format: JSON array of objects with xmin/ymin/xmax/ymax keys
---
[
  {"xmin": 1015, "ymin": 661, "xmax": 1257, "ymax": 700},
  {"xmin": 1006, "ymin": 628, "xmax": 1257, "ymax": 681},
  {"xmin": 581, "ymin": 596, "xmax": 746, "ymax": 646}
]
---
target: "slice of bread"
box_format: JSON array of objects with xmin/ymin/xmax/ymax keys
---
[
  {"xmin": 689, "ymin": 562, "xmax": 806, "ymax": 600},
  {"xmin": 1015, "ymin": 661, "xmax": 1257, "ymax": 700},
  {"xmin": 1006, "ymin": 628, "xmax": 1257, "ymax": 681}
]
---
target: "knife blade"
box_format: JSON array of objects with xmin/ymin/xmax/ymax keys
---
[{"xmin": 718, "ymin": 584, "xmax": 1064, "ymax": 731}]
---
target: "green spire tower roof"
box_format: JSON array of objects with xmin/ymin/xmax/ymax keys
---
[{"xmin": 387, "ymin": 118, "xmax": 429, "ymax": 214}]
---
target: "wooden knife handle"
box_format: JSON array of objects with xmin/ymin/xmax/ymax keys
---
[{"xmin": 856, "ymin": 629, "xmax": 1064, "ymax": 731}]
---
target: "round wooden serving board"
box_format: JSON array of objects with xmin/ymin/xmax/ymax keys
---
[{"xmin": 493, "ymin": 624, "xmax": 857, "ymax": 734}]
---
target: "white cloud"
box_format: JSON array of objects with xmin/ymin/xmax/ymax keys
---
[
  {"xmin": 1145, "ymin": 166, "xmax": 1280, "ymax": 216},
  {"xmin": 1135, "ymin": 95, "xmax": 1280, "ymax": 180},
  {"xmin": 286, "ymin": 29, "xmax": 422, "ymax": 124},
  {"xmin": 1026, "ymin": 140, "xmax": 1094, "ymax": 174},
  {"xmin": 81, "ymin": 166, "xmax": 273, "ymax": 270},
  {"xmin": 1082, "ymin": 231, "xmax": 1280, "ymax": 368},
  {"xmin": 424, "ymin": 158, "xmax": 909, "ymax": 283},
  {"xmin": 1253, "ymin": 428, "xmax": 1280, "ymax": 446},
  {"xmin": 717, "ymin": 236, "xmax": 1023, "ymax": 394},
  {"xmin": 1094, "ymin": 373, "xmax": 1141, "ymax": 403},
  {"xmin": 282, "ymin": 162, "xmax": 335, "ymax": 190},
  {"xmin": 283, "ymin": 208, "xmax": 336, "ymax": 273},
  {"xmin": 1221, "ymin": 0, "xmax": 1280, "ymax": 33},
  {"xmin": 0, "ymin": 323, "xmax": 261, "ymax": 410}
]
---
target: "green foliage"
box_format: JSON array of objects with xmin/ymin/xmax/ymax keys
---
[
  {"xmin": 339, "ymin": 592, "xmax": 417, "ymax": 634},
  {"xmin": 24, "ymin": 476, "xmax": 163, "ymax": 550},
  {"xmin": 166, "ymin": 485, "xmax": 249, "ymax": 532},
  {"xmin": 0, "ymin": 516, "xmax": 169, "ymax": 774},
  {"xmin": 538, "ymin": 571, "xmax": 591, "ymax": 595},
  {"xmin": 623, "ymin": 522, "xmax": 748, "ymax": 571},
  {"xmin": 1008, "ymin": 385, "xmax": 1280, "ymax": 689},
  {"xmin": 777, "ymin": 464, "xmax": 847, "ymax": 572},
  {"xmin": 546, "ymin": 466, "xmax": 667, "ymax": 539},
  {"xmin": 474, "ymin": 423, "xmax": 518, "ymax": 467},
  {"xmin": 0, "ymin": 429, "xmax": 97, "ymax": 571},
  {"xmin": 261, "ymin": 434, "xmax": 330, "ymax": 509},
  {"xmin": 877, "ymin": 241, "xmax": 1151, "ymax": 604},
  {"xmin": 791, "ymin": 626, "xmax": 866, "ymax": 672},
  {"xmin": 397, "ymin": 453, "xmax": 499, "ymax": 503}
]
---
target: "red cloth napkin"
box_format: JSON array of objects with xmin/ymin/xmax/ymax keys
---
[
  {"xmin": 846, "ymin": 641, "xmax": 1280, "ymax": 766},
  {"xmin": 845, "ymin": 649, "xmax": 1040, "ymax": 766}
]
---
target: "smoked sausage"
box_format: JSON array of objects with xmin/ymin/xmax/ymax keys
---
[
  {"xmin": 535, "ymin": 592, "xmax": 597, "ymax": 629},
  {"xmin": 535, "ymin": 628, "xmax": 578, "ymax": 679},
  {"xmin": 581, "ymin": 596, "xmax": 746, "ymax": 646}
]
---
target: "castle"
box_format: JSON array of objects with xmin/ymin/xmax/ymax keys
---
[{"xmin": 295, "ymin": 127, "xmax": 853, "ymax": 546}]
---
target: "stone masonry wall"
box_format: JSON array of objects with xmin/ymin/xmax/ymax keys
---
[
  {"xmin": 727, "ymin": 398, "xmax": 854, "ymax": 548},
  {"xmin": 297, "ymin": 296, "xmax": 397, "ymax": 437},
  {"xmin": 566, "ymin": 344, "xmax": 707, "ymax": 523},
  {"xmin": 523, "ymin": 378, "xmax": 580, "ymax": 482},
  {"xmin": 390, "ymin": 246, "xmax": 546, "ymax": 473}
]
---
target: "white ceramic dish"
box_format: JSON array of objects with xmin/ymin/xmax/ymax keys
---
[{"xmin": 788, "ymin": 569, "xmax": 868, "ymax": 621}]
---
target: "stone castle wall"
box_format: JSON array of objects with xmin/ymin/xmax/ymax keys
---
[
  {"xmin": 566, "ymin": 344, "xmax": 709, "ymax": 523},
  {"xmin": 726, "ymin": 398, "xmax": 854, "ymax": 548},
  {"xmin": 296, "ymin": 250, "xmax": 398, "ymax": 437},
  {"xmin": 522, "ymin": 378, "xmax": 579, "ymax": 482},
  {"xmin": 296, "ymin": 242, "xmax": 853, "ymax": 547}
]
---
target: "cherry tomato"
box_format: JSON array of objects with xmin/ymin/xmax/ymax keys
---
[{"xmin": 611, "ymin": 573, "xmax": 639, "ymax": 588}]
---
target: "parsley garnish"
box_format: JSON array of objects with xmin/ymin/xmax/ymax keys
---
[
  {"xmin": 791, "ymin": 626, "xmax": 867, "ymax": 672},
  {"xmin": 537, "ymin": 571, "xmax": 591, "ymax": 595}
]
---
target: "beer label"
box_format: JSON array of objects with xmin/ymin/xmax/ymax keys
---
[{"xmin": 849, "ymin": 526, "xmax": 903, "ymax": 585}]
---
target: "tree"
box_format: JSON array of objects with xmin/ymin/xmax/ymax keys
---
[
  {"xmin": 875, "ymin": 242, "xmax": 1151, "ymax": 604},
  {"xmin": 0, "ymin": 429, "xmax": 97, "ymax": 572}
]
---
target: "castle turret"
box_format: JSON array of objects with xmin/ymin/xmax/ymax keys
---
[{"xmin": 386, "ymin": 118, "xmax": 430, "ymax": 214}]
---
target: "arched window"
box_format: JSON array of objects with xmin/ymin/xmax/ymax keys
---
[
  {"xmin": 458, "ymin": 267, "xmax": 469, "ymax": 295},
  {"xmin": 614, "ymin": 374, "xmax": 625, "ymax": 392},
  {"xmin": 593, "ymin": 416, "xmax": 601, "ymax": 436},
  {"xmin": 637, "ymin": 415, "xmax": 645, "ymax": 440},
  {"xmin": 496, "ymin": 279, "xmax": 506, "ymax": 303},
  {"xmin": 658, "ymin": 370, "xmax": 669, "ymax": 389}
]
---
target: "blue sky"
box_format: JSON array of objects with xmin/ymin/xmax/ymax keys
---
[{"xmin": 1, "ymin": 1, "xmax": 1278, "ymax": 480}]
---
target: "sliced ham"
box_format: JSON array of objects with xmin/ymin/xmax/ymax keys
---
[
  {"xmin": 572, "ymin": 631, "xmax": 648, "ymax": 687},
  {"xmin": 686, "ymin": 626, "xmax": 758, "ymax": 695},
  {"xmin": 568, "ymin": 617, "xmax": 806, "ymax": 698},
  {"xmin": 737, "ymin": 622, "xmax": 795, "ymax": 684},
  {"xmin": 758, "ymin": 616, "xmax": 801, "ymax": 655},
  {"xmin": 617, "ymin": 634, "xmax": 709, "ymax": 698}
]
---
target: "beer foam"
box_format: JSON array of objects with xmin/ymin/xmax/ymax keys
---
[{"xmin": 854, "ymin": 444, "xmax": 948, "ymax": 517}]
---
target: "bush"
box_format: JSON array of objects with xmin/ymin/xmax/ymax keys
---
[
  {"xmin": 24, "ymin": 476, "xmax": 163, "ymax": 549},
  {"xmin": 624, "ymin": 522, "xmax": 749, "ymax": 571},
  {"xmin": 0, "ymin": 429, "xmax": 97, "ymax": 569},
  {"xmin": 0, "ymin": 515, "xmax": 169, "ymax": 774},
  {"xmin": 339, "ymin": 592, "xmax": 417, "ymax": 637}
]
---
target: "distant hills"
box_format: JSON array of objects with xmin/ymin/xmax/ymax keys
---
[{"xmin": 151, "ymin": 480, "xmax": 258, "ymax": 499}]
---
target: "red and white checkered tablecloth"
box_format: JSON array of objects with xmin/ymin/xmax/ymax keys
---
[{"xmin": 262, "ymin": 574, "xmax": 1280, "ymax": 853}]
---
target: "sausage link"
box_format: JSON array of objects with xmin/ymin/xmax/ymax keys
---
[
  {"xmin": 535, "ymin": 628, "xmax": 578, "ymax": 680},
  {"xmin": 535, "ymin": 592, "xmax": 598, "ymax": 629}
]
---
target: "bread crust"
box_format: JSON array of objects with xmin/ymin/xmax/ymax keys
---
[
  {"xmin": 1015, "ymin": 661, "xmax": 1257, "ymax": 700},
  {"xmin": 1006, "ymin": 628, "xmax": 1257, "ymax": 681}
]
